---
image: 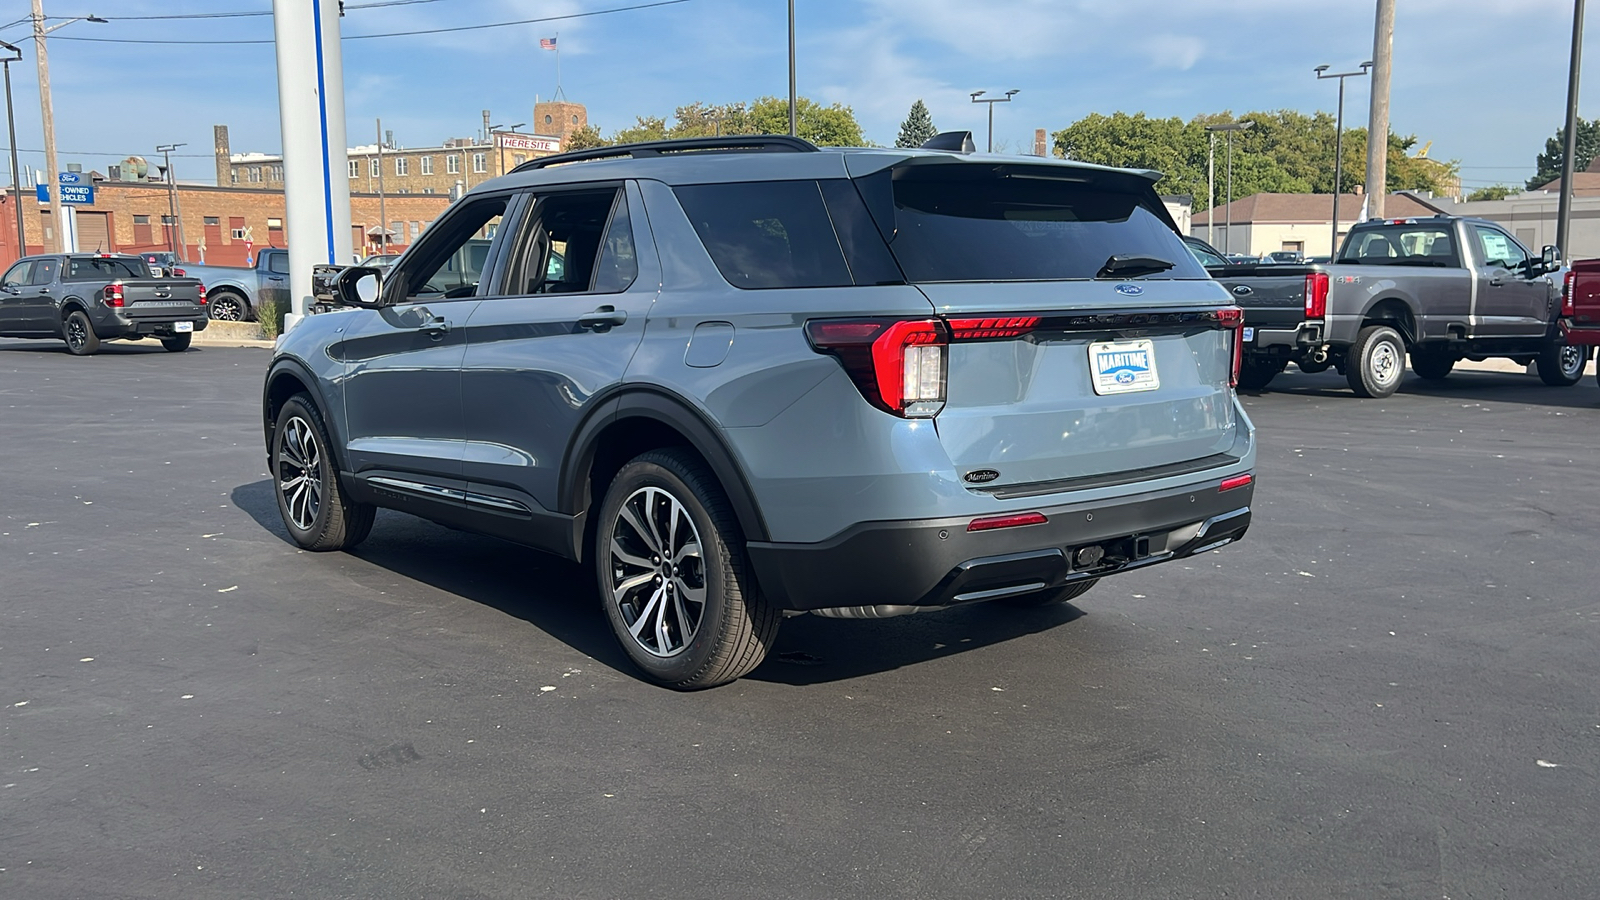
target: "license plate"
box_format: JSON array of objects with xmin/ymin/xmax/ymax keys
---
[
  {"xmin": 174, "ymin": 321, "xmax": 194, "ymax": 333},
  {"xmin": 1242, "ymin": 327, "xmax": 1255, "ymax": 342},
  {"xmin": 1089, "ymin": 339, "xmax": 1160, "ymax": 395}
]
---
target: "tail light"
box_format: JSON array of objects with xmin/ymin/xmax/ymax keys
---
[
  {"xmin": 967, "ymin": 512, "xmax": 1048, "ymax": 532},
  {"xmin": 197, "ymin": 283, "xmax": 208, "ymax": 306},
  {"xmin": 1304, "ymin": 271, "xmax": 1329, "ymax": 319},
  {"xmin": 946, "ymin": 316, "xmax": 1041, "ymax": 340},
  {"xmin": 1218, "ymin": 306, "xmax": 1244, "ymax": 387},
  {"xmin": 102, "ymin": 283, "xmax": 124, "ymax": 307},
  {"xmin": 805, "ymin": 318, "xmax": 948, "ymax": 417},
  {"xmin": 1220, "ymin": 473, "xmax": 1254, "ymax": 492},
  {"xmin": 172, "ymin": 267, "xmax": 186, "ymax": 277},
  {"xmin": 1563, "ymin": 269, "xmax": 1576, "ymax": 317}
]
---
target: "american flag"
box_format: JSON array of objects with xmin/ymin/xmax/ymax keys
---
[{"xmin": 540, "ymin": 37, "xmax": 557, "ymax": 50}]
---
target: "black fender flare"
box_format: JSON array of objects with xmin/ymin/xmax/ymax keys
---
[
  {"xmin": 560, "ymin": 386, "xmax": 770, "ymax": 545},
  {"xmin": 1358, "ymin": 295, "xmax": 1420, "ymax": 343},
  {"xmin": 262, "ymin": 357, "xmax": 345, "ymax": 468}
]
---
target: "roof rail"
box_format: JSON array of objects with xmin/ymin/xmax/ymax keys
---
[{"xmin": 511, "ymin": 135, "xmax": 819, "ymax": 173}]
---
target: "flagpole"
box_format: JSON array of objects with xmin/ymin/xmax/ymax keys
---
[{"xmin": 555, "ymin": 31, "xmax": 562, "ymax": 100}]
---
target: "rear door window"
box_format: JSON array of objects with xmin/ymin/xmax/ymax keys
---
[
  {"xmin": 674, "ymin": 181, "xmax": 855, "ymax": 289},
  {"xmin": 31, "ymin": 259, "xmax": 58, "ymax": 284}
]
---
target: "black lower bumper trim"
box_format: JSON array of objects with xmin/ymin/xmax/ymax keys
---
[{"xmin": 746, "ymin": 479, "xmax": 1254, "ymax": 611}]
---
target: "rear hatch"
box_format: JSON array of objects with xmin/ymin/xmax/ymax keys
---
[
  {"xmin": 1205, "ymin": 263, "xmax": 1313, "ymax": 330},
  {"xmin": 848, "ymin": 157, "xmax": 1243, "ymax": 491}
]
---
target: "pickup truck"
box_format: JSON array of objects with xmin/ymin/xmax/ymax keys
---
[
  {"xmin": 0, "ymin": 253, "xmax": 208, "ymax": 355},
  {"xmin": 1558, "ymin": 257, "xmax": 1600, "ymax": 387},
  {"xmin": 178, "ymin": 247, "xmax": 290, "ymax": 322},
  {"xmin": 1205, "ymin": 215, "xmax": 1582, "ymax": 397}
]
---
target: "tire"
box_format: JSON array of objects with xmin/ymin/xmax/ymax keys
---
[
  {"xmin": 62, "ymin": 309, "xmax": 100, "ymax": 356},
  {"xmin": 1345, "ymin": 325, "xmax": 1406, "ymax": 398},
  {"xmin": 998, "ymin": 578, "xmax": 1099, "ymax": 608},
  {"xmin": 271, "ymin": 394, "xmax": 375, "ymax": 551},
  {"xmin": 1236, "ymin": 359, "xmax": 1284, "ymax": 391},
  {"xmin": 161, "ymin": 333, "xmax": 192, "ymax": 352},
  {"xmin": 208, "ymin": 290, "xmax": 249, "ymax": 322},
  {"xmin": 1536, "ymin": 341, "xmax": 1588, "ymax": 387},
  {"xmin": 1408, "ymin": 347, "xmax": 1455, "ymax": 380},
  {"xmin": 595, "ymin": 448, "xmax": 779, "ymax": 690}
]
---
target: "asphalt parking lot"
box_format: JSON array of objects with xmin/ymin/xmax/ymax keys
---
[{"xmin": 4, "ymin": 339, "xmax": 1598, "ymax": 899}]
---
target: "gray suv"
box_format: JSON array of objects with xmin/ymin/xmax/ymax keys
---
[{"xmin": 262, "ymin": 134, "xmax": 1256, "ymax": 689}]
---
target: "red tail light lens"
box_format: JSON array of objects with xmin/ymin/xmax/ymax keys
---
[
  {"xmin": 805, "ymin": 318, "xmax": 948, "ymax": 417},
  {"xmin": 102, "ymin": 284, "xmax": 124, "ymax": 307},
  {"xmin": 947, "ymin": 316, "xmax": 1041, "ymax": 340},
  {"xmin": 1217, "ymin": 306, "xmax": 1244, "ymax": 387},
  {"xmin": 1219, "ymin": 473, "xmax": 1254, "ymax": 492},
  {"xmin": 1563, "ymin": 269, "xmax": 1576, "ymax": 317},
  {"xmin": 1304, "ymin": 271, "xmax": 1329, "ymax": 319},
  {"xmin": 197, "ymin": 283, "xmax": 208, "ymax": 306},
  {"xmin": 967, "ymin": 512, "xmax": 1048, "ymax": 532},
  {"xmin": 172, "ymin": 267, "xmax": 186, "ymax": 277}
]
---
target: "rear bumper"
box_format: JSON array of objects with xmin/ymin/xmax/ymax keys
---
[
  {"xmin": 746, "ymin": 476, "xmax": 1254, "ymax": 611},
  {"xmin": 92, "ymin": 308, "xmax": 209, "ymax": 338},
  {"xmin": 1561, "ymin": 320, "xmax": 1600, "ymax": 346},
  {"xmin": 1245, "ymin": 319, "xmax": 1322, "ymax": 354}
]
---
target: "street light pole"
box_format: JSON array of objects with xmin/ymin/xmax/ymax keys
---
[
  {"xmin": 0, "ymin": 41, "xmax": 24, "ymax": 258},
  {"xmin": 1207, "ymin": 130, "xmax": 1215, "ymax": 246},
  {"xmin": 376, "ymin": 118, "xmax": 386, "ymax": 255},
  {"xmin": 156, "ymin": 144, "xmax": 186, "ymax": 259},
  {"xmin": 1557, "ymin": 0, "xmax": 1586, "ymax": 260},
  {"xmin": 787, "ymin": 0, "xmax": 797, "ymax": 137},
  {"xmin": 29, "ymin": 3, "xmax": 106, "ymax": 253},
  {"xmin": 1205, "ymin": 121, "xmax": 1253, "ymax": 255},
  {"xmin": 1316, "ymin": 62, "xmax": 1372, "ymax": 256},
  {"xmin": 969, "ymin": 89, "xmax": 1019, "ymax": 152}
]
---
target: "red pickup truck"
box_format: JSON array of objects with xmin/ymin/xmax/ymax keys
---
[{"xmin": 1561, "ymin": 259, "xmax": 1600, "ymax": 386}]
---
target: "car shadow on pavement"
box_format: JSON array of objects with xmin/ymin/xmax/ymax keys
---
[
  {"xmin": 0, "ymin": 338, "xmax": 209, "ymax": 354},
  {"xmin": 1257, "ymin": 369, "xmax": 1600, "ymax": 409},
  {"xmin": 232, "ymin": 478, "xmax": 1089, "ymax": 685}
]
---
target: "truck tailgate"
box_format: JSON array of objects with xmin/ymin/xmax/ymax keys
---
[
  {"xmin": 117, "ymin": 279, "xmax": 206, "ymax": 318},
  {"xmin": 1206, "ymin": 264, "xmax": 1310, "ymax": 329}
]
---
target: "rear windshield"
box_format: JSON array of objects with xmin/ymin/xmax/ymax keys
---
[
  {"xmin": 1338, "ymin": 225, "xmax": 1458, "ymax": 267},
  {"xmin": 66, "ymin": 257, "xmax": 149, "ymax": 280},
  {"xmin": 879, "ymin": 167, "xmax": 1206, "ymax": 283}
]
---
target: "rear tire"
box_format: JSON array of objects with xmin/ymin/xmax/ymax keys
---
[
  {"xmin": 208, "ymin": 290, "xmax": 250, "ymax": 322},
  {"xmin": 161, "ymin": 333, "xmax": 192, "ymax": 352},
  {"xmin": 271, "ymin": 394, "xmax": 374, "ymax": 551},
  {"xmin": 1536, "ymin": 341, "xmax": 1588, "ymax": 386},
  {"xmin": 1345, "ymin": 325, "xmax": 1405, "ymax": 398},
  {"xmin": 1236, "ymin": 359, "xmax": 1284, "ymax": 391},
  {"xmin": 1409, "ymin": 347, "xmax": 1455, "ymax": 380},
  {"xmin": 596, "ymin": 448, "xmax": 779, "ymax": 690},
  {"xmin": 998, "ymin": 578, "xmax": 1098, "ymax": 608},
  {"xmin": 63, "ymin": 309, "xmax": 99, "ymax": 356}
]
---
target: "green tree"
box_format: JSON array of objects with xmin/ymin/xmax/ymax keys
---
[
  {"xmin": 562, "ymin": 123, "xmax": 608, "ymax": 150},
  {"xmin": 1466, "ymin": 184, "xmax": 1516, "ymax": 202},
  {"xmin": 895, "ymin": 100, "xmax": 938, "ymax": 148},
  {"xmin": 1528, "ymin": 118, "xmax": 1600, "ymax": 189},
  {"xmin": 747, "ymin": 96, "xmax": 864, "ymax": 146},
  {"xmin": 611, "ymin": 115, "xmax": 669, "ymax": 145}
]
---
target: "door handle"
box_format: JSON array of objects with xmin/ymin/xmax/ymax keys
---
[
  {"xmin": 420, "ymin": 316, "xmax": 450, "ymax": 339},
  {"xmin": 577, "ymin": 306, "xmax": 628, "ymax": 332}
]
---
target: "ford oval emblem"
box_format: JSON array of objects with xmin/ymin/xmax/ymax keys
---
[
  {"xmin": 1232, "ymin": 284, "xmax": 1254, "ymax": 296},
  {"xmin": 1114, "ymin": 283, "xmax": 1143, "ymax": 296},
  {"xmin": 963, "ymin": 469, "xmax": 1001, "ymax": 485}
]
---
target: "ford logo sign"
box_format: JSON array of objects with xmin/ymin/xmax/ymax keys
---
[
  {"xmin": 963, "ymin": 469, "xmax": 1001, "ymax": 484},
  {"xmin": 1114, "ymin": 284, "xmax": 1143, "ymax": 296},
  {"xmin": 1232, "ymin": 285, "xmax": 1254, "ymax": 296}
]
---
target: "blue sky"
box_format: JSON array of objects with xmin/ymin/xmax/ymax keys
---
[{"xmin": 0, "ymin": 0, "xmax": 1589, "ymax": 193}]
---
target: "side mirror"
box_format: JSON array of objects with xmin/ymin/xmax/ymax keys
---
[
  {"xmin": 1542, "ymin": 245, "xmax": 1560, "ymax": 272},
  {"xmin": 333, "ymin": 265, "xmax": 385, "ymax": 309}
]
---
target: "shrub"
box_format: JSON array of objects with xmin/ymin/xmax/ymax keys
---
[{"xmin": 257, "ymin": 298, "xmax": 285, "ymax": 340}]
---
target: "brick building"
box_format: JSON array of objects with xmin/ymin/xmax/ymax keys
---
[
  {"xmin": 0, "ymin": 182, "xmax": 450, "ymax": 268},
  {"xmin": 216, "ymin": 100, "xmax": 584, "ymax": 196}
]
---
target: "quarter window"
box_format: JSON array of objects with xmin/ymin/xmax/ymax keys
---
[{"xmin": 673, "ymin": 181, "xmax": 854, "ymax": 289}]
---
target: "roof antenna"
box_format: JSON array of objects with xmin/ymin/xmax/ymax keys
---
[{"xmin": 920, "ymin": 131, "xmax": 976, "ymax": 154}]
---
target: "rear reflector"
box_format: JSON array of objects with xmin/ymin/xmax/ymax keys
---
[
  {"xmin": 1219, "ymin": 473, "xmax": 1253, "ymax": 492},
  {"xmin": 967, "ymin": 512, "xmax": 1048, "ymax": 532}
]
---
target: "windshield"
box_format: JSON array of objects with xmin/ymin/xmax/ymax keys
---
[
  {"xmin": 1338, "ymin": 224, "xmax": 1458, "ymax": 267},
  {"xmin": 879, "ymin": 166, "xmax": 1206, "ymax": 282}
]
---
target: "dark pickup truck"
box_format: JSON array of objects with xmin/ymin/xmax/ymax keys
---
[
  {"xmin": 1204, "ymin": 216, "xmax": 1581, "ymax": 397},
  {"xmin": 0, "ymin": 253, "xmax": 208, "ymax": 355}
]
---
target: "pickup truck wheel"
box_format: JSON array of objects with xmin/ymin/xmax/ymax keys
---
[
  {"xmin": 160, "ymin": 333, "xmax": 192, "ymax": 352},
  {"xmin": 1408, "ymin": 348, "xmax": 1455, "ymax": 380},
  {"xmin": 208, "ymin": 290, "xmax": 248, "ymax": 322},
  {"xmin": 1346, "ymin": 325, "xmax": 1405, "ymax": 398},
  {"xmin": 62, "ymin": 309, "xmax": 99, "ymax": 356},
  {"xmin": 596, "ymin": 448, "xmax": 779, "ymax": 690},
  {"xmin": 272, "ymin": 395, "xmax": 375, "ymax": 551},
  {"xmin": 998, "ymin": 578, "xmax": 1099, "ymax": 608},
  {"xmin": 1536, "ymin": 342, "xmax": 1588, "ymax": 386},
  {"xmin": 1236, "ymin": 359, "xmax": 1285, "ymax": 391}
]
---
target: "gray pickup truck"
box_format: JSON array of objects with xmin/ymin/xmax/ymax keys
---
[
  {"xmin": 1206, "ymin": 215, "xmax": 1580, "ymax": 397},
  {"xmin": 177, "ymin": 247, "xmax": 290, "ymax": 322},
  {"xmin": 0, "ymin": 253, "xmax": 207, "ymax": 354}
]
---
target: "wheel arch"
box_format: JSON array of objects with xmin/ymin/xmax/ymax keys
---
[
  {"xmin": 1360, "ymin": 295, "xmax": 1419, "ymax": 344},
  {"xmin": 56, "ymin": 297, "xmax": 91, "ymax": 336},
  {"xmin": 562, "ymin": 387, "xmax": 769, "ymax": 564},
  {"xmin": 263, "ymin": 358, "xmax": 344, "ymax": 468}
]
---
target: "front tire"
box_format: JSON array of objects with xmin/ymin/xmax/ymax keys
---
[
  {"xmin": 161, "ymin": 333, "xmax": 192, "ymax": 352},
  {"xmin": 596, "ymin": 448, "xmax": 779, "ymax": 690},
  {"xmin": 271, "ymin": 395, "xmax": 374, "ymax": 551},
  {"xmin": 1346, "ymin": 325, "xmax": 1406, "ymax": 398},
  {"xmin": 63, "ymin": 309, "xmax": 99, "ymax": 356},
  {"xmin": 208, "ymin": 290, "xmax": 249, "ymax": 322},
  {"xmin": 1409, "ymin": 347, "xmax": 1455, "ymax": 380},
  {"xmin": 1536, "ymin": 341, "xmax": 1588, "ymax": 386}
]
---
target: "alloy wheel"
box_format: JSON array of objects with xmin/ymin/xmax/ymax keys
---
[
  {"xmin": 277, "ymin": 415, "xmax": 324, "ymax": 531},
  {"xmin": 607, "ymin": 486, "xmax": 706, "ymax": 658},
  {"xmin": 66, "ymin": 317, "xmax": 87, "ymax": 351},
  {"xmin": 211, "ymin": 296, "xmax": 243, "ymax": 321}
]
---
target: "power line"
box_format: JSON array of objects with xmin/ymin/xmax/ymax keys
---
[
  {"xmin": 42, "ymin": 0, "xmax": 446, "ymax": 21},
  {"xmin": 46, "ymin": 0, "xmax": 691, "ymax": 44}
]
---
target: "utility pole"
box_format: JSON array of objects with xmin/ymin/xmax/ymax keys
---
[
  {"xmin": 1365, "ymin": 0, "xmax": 1395, "ymax": 220},
  {"xmin": 31, "ymin": 0, "xmax": 62, "ymax": 252},
  {"xmin": 1558, "ymin": 0, "xmax": 1586, "ymax": 259},
  {"xmin": 1207, "ymin": 130, "xmax": 1215, "ymax": 246},
  {"xmin": 0, "ymin": 41, "xmax": 23, "ymax": 257},
  {"xmin": 156, "ymin": 143, "xmax": 187, "ymax": 259},
  {"xmin": 376, "ymin": 118, "xmax": 386, "ymax": 255},
  {"xmin": 787, "ymin": 0, "xmax": 797, "ymax": 137}
]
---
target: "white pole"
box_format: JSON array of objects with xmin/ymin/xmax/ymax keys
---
[{"xmin": 272, "ymin": 0, "xmax": 353, "ymax": 329}]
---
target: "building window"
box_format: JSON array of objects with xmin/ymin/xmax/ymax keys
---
[
  {"xmin": 396, "ymin": 189, "xmax": 410, "ymax": 195},
  {"xmin": 471, "ymin": 153, "xmax": 487, "ymax": 173},
  {"xmin": 230, "ymin": 170, "xmax": 238, "ymax": 185},
  {"xmin": 370, "ymin": 158, "xmax": 380, "ymax": 178},
  {"xmin": 420, "ymin": 155, "xmax": 433, "ymax": 175},
  {"xmin": 446, "ymin": 154, "xmax": 460, "ymax": 174},
  {"xmin": 513, "ymin": 154, "xmax": 526, "ymax": 166},
  {"xmin": 133, "ymin": 214, "xmax": 151, "ymax": 245},
  {"xmin": 231, "ymin": 228, "xmax": 247, "ymax": 240},
  {"xmin": 248, "ymin": 166, "xmax": 262, "ymax": 183},
  {"xmin": 203, "ymin": 216, "xmax": 219, "ymax": 226},
  {"xmin": 572, "ymin": 115, "xmax": 579, "ymax": 124},
  {"xmin": 270, "ymin": 165, "xmax": 283, "ymax": 181},
  {"xmin": 544, "ymin": 114, "xmax": 553, "ymax": 125},
  {"xmin": 348, "ymin": 160, "xmax": 359, "ymax": 178},
  {"xmin": 395, "ymin": 157, "xmax": 408, "ymax": 176},
  {"xmin": 267, "ymin": 218, "xmax": 282, "ymax": 229},
  {"xmin": 423, "ymin": 187, "xmax": 435, "ymax": 194},
  {"xmin": 409, "ymin": 221, "xmax": 420, "ymax": 240}
]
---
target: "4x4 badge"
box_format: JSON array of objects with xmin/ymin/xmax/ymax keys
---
[{"xmin": 964, "ymin": 469, "xmax": 1001, "ymax": 484}]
